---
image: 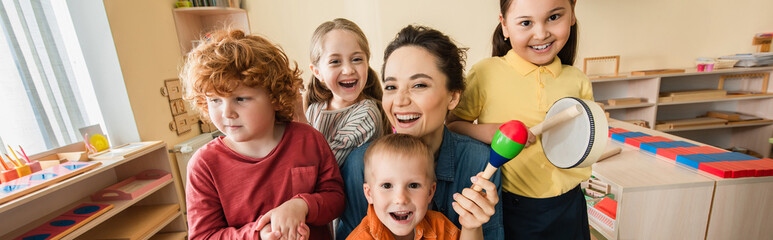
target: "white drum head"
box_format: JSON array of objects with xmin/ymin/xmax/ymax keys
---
[{"xmin": 541, "ymin": 97, "xmax": 608, "ymax": 168}]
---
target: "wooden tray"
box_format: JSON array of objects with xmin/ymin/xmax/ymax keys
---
[
  {"xmin": 91, "ymin": 170, "xmax": 171, "ymax": 201},
  {"xmin": 77, "ymin": 204, "xmax": 179, "ymax": 240},
  {"xmin": 631, "ymin": 69, "xmax": 686, "ymax": 76},
  {"xmin": 14, "ymin": 203, "xmax": 113, "ymax": 240},
  {"xmin": 0, "ymin": 162, "xmax": 102, "ymax": 205},
  {"xmin": 655, "ymin": 117, "xmax": 728, "ymax": 130},
  {"xmin": 658, "ymin": 89, "xmax": 727, "ymax": 102}
]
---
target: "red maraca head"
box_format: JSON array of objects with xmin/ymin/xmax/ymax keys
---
[{"xmin": 490, "ymin": 120, "xmax": 528, "ymax": 167}]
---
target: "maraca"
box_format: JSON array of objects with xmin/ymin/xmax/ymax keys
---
[{"xmin": 472, "ymin": 120, "xmax": 528, "ymax": 191}]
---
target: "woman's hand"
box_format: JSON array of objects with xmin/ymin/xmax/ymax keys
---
[
  {"xmin": 255, "ymin": 198, "xmax": 310, "ymax": 240},
  {"xmin": 452, "ymin": 172, "xmax": 499, "ymax": 230}
]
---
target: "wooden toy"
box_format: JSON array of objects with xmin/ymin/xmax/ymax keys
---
[
  {"xmin": 753, "ymin": 33, "xmax": 772, "ymax": 52},
  {"xmin": 654, "ymin": 117, "xmax": 728, "ymax": 130},
  {"xmin": 474, "ymin": 120, "xmax": 528, "ymax": 192},
  {"xmin": 583, "ymin": 55, "xmax": 621, "ymax": 79},
  {"xmin": 538, "ymin": 97, "xmax": 609, "ymax": 169},
  {"xmin": 594, "ymin": 197, "xmax": 618, "ymax": 220},
  {"xmin": 15, "ymin": 203, "xmax": 113, "ymax": 240},
  {"xmin": 91, "ymin": 170, "xmax": 172, "ymax": 201},
  {"xmin": 0, "ymin": 162, "xmax": 101, "ymax": 204},
  {"xmin": 658, "ymin": 89, "xmax": 727, "ymax": 103},
  {"xmin": 588, "ymin": 178, "xmax": 611, "ymax": 194},
  {"xmin": 676, "ymin": 154, "xmax": 718, "ymax": 169},
  {"xmin": 630, "ymin": 69, "xmax": 685, "ymax": 76},
  {"xmin": 657, "ymin": 147, "xmax": 698, "ymax": 161},
  {"xmin": 718, "ymin": 72, "xmax": 769, "ymax": 95},
  {"xmin": 610, "ymin": 131, "xmax": 649, "ymax": 143},
  {"xmin": 602, "ymin": 97, "xmax": 644, "ymax": 106}
]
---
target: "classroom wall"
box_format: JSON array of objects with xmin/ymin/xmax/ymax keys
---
[
  {"xmin": 244, "ymin": 0, "xmax": 773, "ymax": 80},
  {"xmin": 102, "ymin": 0, "xmax": 201, "ymax": 147}
]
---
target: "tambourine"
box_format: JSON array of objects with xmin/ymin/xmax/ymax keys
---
[{"xmin": 537, "ymin": 97, "xmax": 608, "ymax": 168}]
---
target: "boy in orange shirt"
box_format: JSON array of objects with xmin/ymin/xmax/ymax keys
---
[{"xmin": 347, "ymin": 134, "xmax": 488, "ymax": 240}]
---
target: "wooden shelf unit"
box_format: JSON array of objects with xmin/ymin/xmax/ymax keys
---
[
  {"xmin": 172, "ymin": 7, "xmax": 250, "ymax": 55},
  {"xmin": 0, "ymin": 142, "xmax": 187, "ymax": 240},
  {"xmin": 591, "ymin": 120, "xmax": 773, "ymax": 239},
  {"xmin": 592, "ymin": 66, "xmax": 773, "ymax": 157}
]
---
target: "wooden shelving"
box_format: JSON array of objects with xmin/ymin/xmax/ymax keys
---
[
  {"xmin": 0, "ymin": 142, "xmax": 186, "ymax": 240},
  {"xmin": 172, "ymin": 7, "xmax": 250, "ymax": 55},
  {"xmin": 592, "ymin": 66, "xmax": 773, "ymax": 157}
]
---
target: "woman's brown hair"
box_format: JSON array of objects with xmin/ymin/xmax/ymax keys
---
[{"xmin": 491, "ymin": 0, "xmax": 578, "ymax": 65}]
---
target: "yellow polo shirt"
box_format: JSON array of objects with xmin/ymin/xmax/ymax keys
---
[{"xmin": 452, "ymin": 50, "xmax": 593, "ymax": 198}]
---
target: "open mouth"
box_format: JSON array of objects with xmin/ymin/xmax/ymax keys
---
[
  {"xmin": 390, "ymin": 211, "xmax": 413, "ymax": 221},
  {"xmin": 395, "ymin": 113, "xmax": 421, "ymax": 124},
  {"xmin": 530, "ymin": 42, "xmax": 552, "ymax": 50},
  {"xmin": 339, "ymin": 79, "xmax": 358, "ymax": 89}
]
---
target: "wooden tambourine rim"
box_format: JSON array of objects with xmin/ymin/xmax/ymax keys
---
[{"xmin": 541, "ymin": 97, "xmax": 608, "ymax": 169}]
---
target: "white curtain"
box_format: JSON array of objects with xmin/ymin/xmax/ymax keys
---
[{"xmin": 0, "ymin": 0, "xmax": 97, "ymax": 154}]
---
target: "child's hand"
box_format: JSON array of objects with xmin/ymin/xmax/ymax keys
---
[
  {"xmin": 257, "ymin": 223, "xmax": 309, "ymax": 240},
  {"xmin": 452, "ymin": 172, "xmax": 499, "ymax": 230},
  {"xmin": 524, "ymin": 128, "xmax": 536, "ymax": 148},
  {"xmin": 255, "ymin": 198, "xmax": 310, "ymax": 240}
]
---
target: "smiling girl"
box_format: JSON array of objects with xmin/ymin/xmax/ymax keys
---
[
  {"xmin": 305, "ymin": 18, "xmax": 389, "ymax": 166},
  {"xmin": 447, "ymin": 0, "xmax": 593, "ymax": 239}
]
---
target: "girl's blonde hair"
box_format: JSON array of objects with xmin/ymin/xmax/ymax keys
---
[
  {"xmin": 306, "ymin": 18, "xmax": 390, "ymax": 135},
  {"xmin": 181, "ymin": 29, "xmax": 302, "ymax": 123}
]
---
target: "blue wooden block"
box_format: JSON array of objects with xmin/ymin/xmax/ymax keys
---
[
  {"xmin": 702, "ymin": 152, "xmax": 759, "ymax": 162},
  {"xmin": 611, "ymin": 132, "xmax": 649, "ymax": 143},
  {"xmin": 664, "ymin": 141, "xmax": 698, "ymax": 148},
  {"xmin": 640, "ymin": 141, "xmax": 678, "ymax": 154},
  {"xmin": 676, "ymin": 154, "xmax": 718, "ymax": 169}
]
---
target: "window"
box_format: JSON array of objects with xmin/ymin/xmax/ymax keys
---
[{"xmin": 0, "ymin": 0, "xmax": 103, "ymax": 155}]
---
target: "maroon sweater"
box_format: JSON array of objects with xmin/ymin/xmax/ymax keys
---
[{"xmin": 186, "ymin": 122, "xmax": 344, "ymax": 239}]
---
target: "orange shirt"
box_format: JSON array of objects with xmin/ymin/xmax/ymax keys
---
[{"xmin": 346, "ymin": 205, "xmax": 460, "ymax": 240}]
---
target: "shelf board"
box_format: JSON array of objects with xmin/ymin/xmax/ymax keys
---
[
  {"xmin": 75, "ymin": 204, "xmax": 180, "ymax": 240},
  {"xmin": 591, "ymin": 66, "xmax": 773, "ymax": 83},
  {"xmin": 657, "ymin": 93, "xmax": 773, "ymax": 106},
  {"xmin": 172, "ymin": 7, "xmax": 245, "ymax": 15},
  {"xmin": 659, "ymin": 121, "xmax": 773, "ymax": 133},
  {"xmin": 0, "ymin": 142, "xmax": 165, "ymax": 215},
  {"xmin": 605, "ymin": 102, "xmax": 656, "ymax": 110},
  {"xmin": 1, "ymin": 177, "xmax": 173, "ymax": 240}
]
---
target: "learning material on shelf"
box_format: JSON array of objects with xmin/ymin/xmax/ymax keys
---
[
  {"xmin": 658, "ymin": 89, "xmax": 727, "ymax": 102},
  {"xmin": 15, "ymin": 203, "xmax": 113, "ymax": 240},
  {"xmin": 630, "ymin": 69, "xmax": 686, "ymax": 76},
  {"xmin": 0, "ymin": 161, "xmax": 101, "ymax": 205},
  {"xmin": 654, "ymin": 117, "xmax": 728, "ymax": 130}
]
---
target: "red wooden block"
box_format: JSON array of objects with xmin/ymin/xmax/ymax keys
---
[
  {"xmin": 608, "ymin": 128, "xmax": 629, "ymax": 137},
  {"xmin": 683, "ymin": 146, "xmax": 727, "ymax": 154},
  {"xmin": 699, "ymin": 162, "xmax": 733, "ymax": 178},
  {"xmin": 648, "ymin": 136, "xmax": 672, "ymax": 142},
  {"xmin": 742, "ymin": 160, "xmax": 769, "ymax": 177},
  {"xmin": 657, "ymin": 147, "xmax": 696, "ymax": 160},
  {"xmin": 723, "ymin": 161, "xmax": 754, "ymax": 178},
  {"xmin": 746, "ymin": 159, "xmax": 773, "ymax": 177},
  {"xmin": 594, "ymin": 197, "xmax": 618, "ymax": 220},
  {"xmin": 625, "ymin": 137, "xmax": 647, "ymax": 147}
]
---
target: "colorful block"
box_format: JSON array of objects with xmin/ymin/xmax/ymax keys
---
[
  {"xmin": 611, "ymin": 132, "xmax": 649, "ymax": 143},
  {"xmin": 625, "ymin": 136, "xmax": 670, "ymax": 148},
  {"xmin": 682, "ymin": 146, "xmax": 727, "ymax": 154},
  {"xmin": 702, "ymin": 152, "xmax": 759, "ymax": 162},
  {"xmin": 608, "ymin": 128, "xmax": 629, "ymax": 137},
  {"xmin": 15, "ymin": 203, "xmax": 113, "ymax": 240},
  {"xmin": 594, "ymin": 197, "xmax": 618, "ymax": 220},
  {"xmin": 699, "ymin": 162, "xmax": 733, "ymax": 178},
  {"xmin": 676, "ymin": 154, "xmax": 719, "ymax": 169},
  {"xmin": 657, "ymin": 147, "xmax": 697, "ymax": 160},
  {"xmin": 641, "ymin": 141, "xmax": 679, "ymax": 154}
]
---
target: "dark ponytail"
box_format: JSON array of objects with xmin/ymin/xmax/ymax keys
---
[
  {"xmin": 491, "ymin": 24, "xmax": 511, "ymax": 57},
  {"xmin": 491, "ymin": 0, "xmax": 579, "ymax": 65}
]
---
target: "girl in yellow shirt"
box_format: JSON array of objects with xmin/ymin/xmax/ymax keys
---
[{"xmin": 447, "ymin": 0, "xmax": 593, "ymax": 239}]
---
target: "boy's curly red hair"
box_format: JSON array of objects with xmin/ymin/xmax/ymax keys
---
[{"xmin": 181, "ymin": 29, "xmax": 301, "ymax": 123}]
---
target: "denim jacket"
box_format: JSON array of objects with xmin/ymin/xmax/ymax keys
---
[{"xmin": 336, "ymin": 127, "xmax": 504, "ymax": 239}]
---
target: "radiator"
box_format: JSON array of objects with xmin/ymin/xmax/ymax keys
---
[{"xmin": 172, "ymin": 132, "xmax": 216, "ymax": 189}]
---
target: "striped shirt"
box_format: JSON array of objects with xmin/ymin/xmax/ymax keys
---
[{"xmin": 306, "ymin": 98, "xmax": 383, "ymax": 166}]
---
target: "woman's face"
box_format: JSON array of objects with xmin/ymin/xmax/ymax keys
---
[{"xmin": 382, "ymin": 46, "xmax": 460, "ymax": 140}]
